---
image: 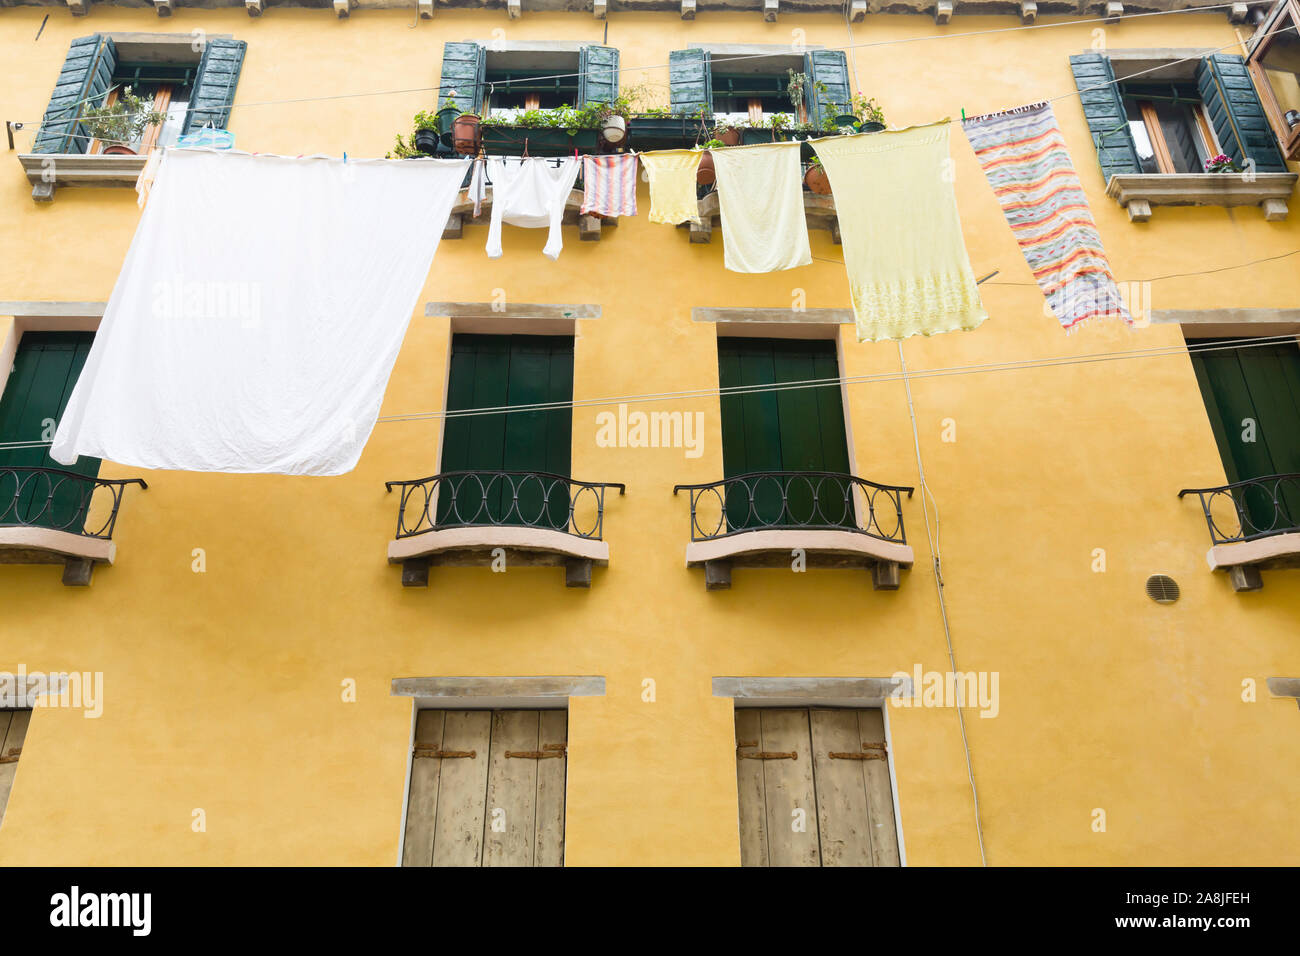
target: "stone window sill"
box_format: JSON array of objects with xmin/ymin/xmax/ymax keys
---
[
  {"xmin": 442, "ymin": 188, "xmax": 616, "ymax": 242},
  {"xmin": 387, "ymin": 525, "xmax": 610, "ymax": 589},
  {"xmin": 0, "ymin": 527, "xmax": 115, "ymax": 586},
  {"xmin": 19, "ymin": 153, "xmax": 149, "ymax": 202},
  {"xmin": 679, "ymin": 190, "xmax": 841, "ymax": 244},
  {"xmin": 1204, "ymin": 531, "xmax": 1300, "ymax": 592},
  {"xmin": 1106, "ymin": 172, "xmax": 1299, "ymax": 222}
]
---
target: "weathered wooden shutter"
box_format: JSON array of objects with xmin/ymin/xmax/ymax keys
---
[
  {"xmin": 32, "ymin": 35, "xmax": 117, "ymax": 154},
  {"xmin": 803, "ymin": 50, "xmax": 852, "ymax": 126},
  {"xmin": 182, "ymin": 38, "xmax": 247, "ymax": 134},
  {"xmin": 717, "ymin": 338, "xmax": 852, "ymax": 530},
  {"xmin": 1189, "ymin": 338, "xmax": 1300, "ymax": 530},
  {"xmin": 438, "ymin": 41, "xmax": 487, "ymax": 113},
  {"xmin": 0, "ymin": 710, "xmax": 31, "ymax": 828},
  {"xmin": 578, "ymin": 44, "xmax": 620, "ymax": 107},
  {"xmin": 1196, "ymin": 54, "xmax": 1288, "ymax": 173},
  {"xmin": 1068, "ymin": 53, "xmax": 1141, "ymax": 181},
  {"xmin": 402, "ymin": 709, "xmax": 567, "ymax": 867},
  {"xmin": 439, "ymin": 334, "xmax": 574, "ymax": 528},
  {"xmin": 735, "ymin": 708, "xmax": 899, "ymax": 867},
  {"xmin": 669, "ymin": 48, "xmax": 713, "ymax": 117},
  {"xmin": 0, "ymin": 332, "xmax": 100, "ymax": 530}
]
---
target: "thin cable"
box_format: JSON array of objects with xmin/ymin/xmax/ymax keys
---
[
  {"xmin": 5, "ymin": 334, "xmax": 1285, "ymax": 451},
  {"xmin": 18, "ymin": 3, "xmax": 1281, "ymax": 137},
  {"xmin": 897, "ymin": 340, "xmax": 988, "ymax": 867}
]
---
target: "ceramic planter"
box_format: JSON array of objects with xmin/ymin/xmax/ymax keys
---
[
  {"xmin": 435, "ymin": 107, "xmax": 460, "ymax": 146},
  {"xmin": 804, "ymin": 164, "xmax": 832, "ymax": 195},
  {"xmin": 601, "ymin": 115, "xmax": 628, "ymax": 146},
  {"xmin": 697, "ymin": 151, "xmax": 716, "ymax": 186},
  {"xmin": 715, "ymin": 126, "xmax": 742, "ymax": 146},
  {"xmin": 414, "ymin": 128, "xmax": 440, "ymax": 155},
  {"xmin": 452, "ymin": 113, "xmax": 481, "ymax": 155}
]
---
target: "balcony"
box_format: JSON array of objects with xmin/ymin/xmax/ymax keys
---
[
  {"xmin": 1179, "ymin": 473, "xmax": 1300, "ymax": 591},
  {"xmin": 0, "ymin": 467, "xmax": 148, "ymax": 585},
  {"xmin": 672, "ymin": 471, "xmax": 915, "ymax": 591},
  {"xmin": 384, "ymin": 470, "xmax": 625, "ymax": 588}
]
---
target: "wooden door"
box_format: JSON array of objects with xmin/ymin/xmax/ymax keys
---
[
  {"xmin": 401, "ymin": 709, "xmax": 567, "ymax": 867},
  {"xmin": 735, "ymin": 707, "xmax": 899, "ymax": 867}
]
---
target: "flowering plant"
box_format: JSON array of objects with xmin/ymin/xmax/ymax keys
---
[{"xmin": 1204, "ymin": 153, "xmax": 1241, "ymax": 173}]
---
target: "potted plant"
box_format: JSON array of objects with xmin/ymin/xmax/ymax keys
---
[
  {"xmin": 712, "ymin": 123, "xmax": 741, "ymax": 147},
  {"xmin": 851, "ymin": 92, "xmax": 887, "ymax": 133},
  {"xmin": 78, "ymin": 86, "xmax": 167, "ymax": 155},
  {"xmin": 408, "ymin": 110, "xmax": 441, "ymax": 155},
  {"xmin": 697, "ymin": 139, "xmax": 724, "ymax": 185},
  {"xmin": 453, "ymin": 110, "xmax": 481, "ymax": 155},
  {"xmin": 435, "ymin": 96, "xmax": 461, "ymax": 146},
  {"xmin": 804, "ymin": 156, "xmax": 832, "ymax": 194},
  {"xmin": 1204, "ymin": 153, "xmax": 1241, "ymax": 174}
]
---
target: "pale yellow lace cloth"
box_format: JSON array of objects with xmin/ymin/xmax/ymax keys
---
[
  {"xmin": 812, "ymin": 122, "xmax": 987, "ymax": 342},
  {"xmin": 640, "ymin": 149, "xmax": 702, "ymax": 225}
]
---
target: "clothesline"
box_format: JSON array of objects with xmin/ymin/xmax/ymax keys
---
[
  {"xmin": 4, "ymin": 335, "xmax": 1293, "ymax": 453},
  {"xmin": 20, "ymin": 5, "xmax": 1288, "ymax": 142}
]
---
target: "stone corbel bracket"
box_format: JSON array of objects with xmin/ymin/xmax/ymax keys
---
[
  {"xmin": 679, "ymin": 190, "xmax": 841, "ymax": 245},
  {"xmin": 442, "ymin": 188, "xmax": 618, "ymax": 242}
]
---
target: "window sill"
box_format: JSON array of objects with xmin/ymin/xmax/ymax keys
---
[
  {"xmin": 18, "ymin": 152, "xmax": 148, "ymax": 202},
  {"xmin": 0, "ymin": 527, "xmax": 115, "ymax": 586},
  {"xmin": 387, "ymin": 526, "xmax": 610, "ymax": 589},
  {"xmin": 680, "ymin": 190, "xmax": 840, "ymax": 243},
  {"xmin": 1204, "ymin": 532, "xmax": 1300, "ymax": 592},
  {"xmin": 442, "ymin": 187, "xmax": 616, "ymax": 242},
  {"xmin": 1106, "ymin": 172, "xmax": 1299, "ymax": 222},
  {"xmin": 683, "ymin": 528, "xmax": 915, "ymax": 591}
]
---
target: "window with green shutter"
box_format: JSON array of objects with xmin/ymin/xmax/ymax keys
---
[
  {"xmin": 444, "ymin": 43, "xmax": 619, "ymax": 115},
  {"xmin": 438, "ymin": 334, "xmax": 573, "ymax": 530},
  {"xmin": 0, "ymin": 331, "xmax": 100, "ymax": 531},
  {"xmin": 717, "ymin": 337, "xmax": 854, "ymax": 531},
  {"xmin": 1189, "ymin": 337, "xmax": 1300, "ymax": 532}
]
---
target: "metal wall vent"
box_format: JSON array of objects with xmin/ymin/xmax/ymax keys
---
[{"xmin": 1146, "ymin": 574, "xmax": 1180, "ymax": 604}]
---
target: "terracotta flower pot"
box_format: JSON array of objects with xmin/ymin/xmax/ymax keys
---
[
  {"xmin": 716, "ymin": 127, "xmax": 741, "ymax": 147},
  {"xmin": 102, "ymin": 145, "xmax": 138, "ymax": 156},
  {"xmin": 804, "ymin": 164, "xmax": 832, "ymax": 195},
  {"xmin": 452, "ymin": 113, "xmax": 481, "ymax": 155},
  {"xmin": 696, "ymin": 150, "xmax": 716, "ymax": 186}
]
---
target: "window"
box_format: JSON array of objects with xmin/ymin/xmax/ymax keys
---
[
  {"xmin": 1246, "ymin": 0, "xmax": 1300, "ymax": 161},
  {"xmin": 438, "ymin": 334, "xmax": 574, "ymax": 529},
  {"xmin": 437, "ymin": 42, "xmax": 618, "ymax": 119},
  {"xmin": 90, "ymin": 62, "xmax": 196, "ymax": 153},
  {"xmin": 712, "ymin": 70, "xmax": 799, "ymax": 125},
  {"xmin": 717, "ymin": 336, "xmax": 853, "ymax": 530},
  {"xmin": 0, "ymin": 331, "xmax": 100, "ymax": 531},
  {"xmin": 484, "ymin": 57, "xmax": 580, "ymax": 114},
  {"xmin": 401, "ymin": 709, "xmax": 568, "ymax": 867},
  {"xmin": 0, "ymin": 709, "xmax": 31, "ymax": 829},
  {"xmin": 1122, "ymin": 83, "xmax": 1219, "ymax": 174},
  {"xmin": 1188, "ymin": 336, "xmax": 1300, "ymax": 532},
  {"xmin": 735, "ymin": 707, "xmax": 900, "ymax": 867},
  {"xmin": 668, "ymin": 47, "xmax": 851, "ymax": 128}
]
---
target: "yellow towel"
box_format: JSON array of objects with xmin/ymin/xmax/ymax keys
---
[
  {"xmin": 812, "ymin": 122, "xmax": 987, "ymax": 342},
  {"xmin": 640, "ymin": 149, "xmax": 702, "ymax": 225},
  {"xmin": 711, "ymin": 141, "xmax": 812, "ymax": 273}
]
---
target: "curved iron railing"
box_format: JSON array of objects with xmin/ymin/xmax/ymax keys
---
[
  {"xmin": 1179, "ymin": 473, "xmax": 1300, "ymax": 545},
  {"xmin": 0, "ymin": 467, "xmax": 148, "ymax": 539},
  {"xmin": 384, "ymin": 470, "xmax": 625, "ymax": 540},
  {"xmin": 672, "ymin": 471, "xmax": 914, "ymax": 543}
]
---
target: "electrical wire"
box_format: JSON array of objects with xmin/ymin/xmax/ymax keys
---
[
  {"xmin": 18, "ymin": 2, "xmax": 1287, "ymax": 141},
  {"xmin": 2, "ymin": 334, "xmax": 1294, "ymax": 452}
]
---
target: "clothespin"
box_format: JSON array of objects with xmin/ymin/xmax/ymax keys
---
[
  {"xmin": 960, "ymin": 108, "xmax": 966, "ymax": 121},
  {"xmin": 523, "ymin": 137, "xmax": 529, "ymax": 158},
  {"xmin": 343, "ymin": 151, "xmax": 348, "ymax": 164}
]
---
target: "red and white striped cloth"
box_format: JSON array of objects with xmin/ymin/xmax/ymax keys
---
[{"xmin": 580, "ymin": 154, "xmax": 638, "ymax": 217}]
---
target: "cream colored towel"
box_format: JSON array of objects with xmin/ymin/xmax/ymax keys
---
[
  {"xmin": 812, "ymin": 122, "xmax": 987, "ymax": 342},
  {"xmin": 711, "ymin": 141, "xmax": 812, "ymax": 273},
  {"xmin": 641, "ymin": 149, "xmax": 702, "ymax": 225}
]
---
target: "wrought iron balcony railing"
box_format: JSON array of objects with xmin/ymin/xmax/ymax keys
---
[
  {"xmin": 672, "ymin": 471, "xmax": 914, "ymax": 543},
  {"xmin": 1178, "ymin": 473, "xmax": 1300, "ymax": 545},
  {"xmin": 384, "ymin": 470, "xmax": 626, "ymax": 541},
  {"xmin": 0, "ymin": 466, "xmax": 147, "ymax": 539}
]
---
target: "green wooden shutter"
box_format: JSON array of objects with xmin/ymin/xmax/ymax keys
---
[
  {"xmin": 439, "ymin": 42, "xmax": 487, "ymax": 113},
  {"xmin": 32, "ymin": 34, "xmax": 117, "ymax": 154},
  {"xmin": 1068, "ymin": 53, "xmax": 1141, "ymax": 181},
  {"xmin": 669, "ymin": 48, "xmax": 712, "ymax": 117},
  {"xmin": 1196, "ymin": 54, "xmax": 1287, "ymax": 173},
  {"xmin": 1189, "ymin": 338, "xmax": 1300, "ymax": 534},
  {"xmin": 440, "ymin": 334, "xmax": 574, "ymax": 528},
  {"xmin": 182, "ymin": 38, "xmax": 247, "ymax": 134},
  {"xmin": 718, "ymin": 338, "xmax": 853, "ymax": 531},
  {"xmin": 578, "ymin": 45, "xmax": 620, "ymax": 108},
  {"xmin": 0, "ymin": 332, "xmax": 100, "ymax": 531},
  {"xmin": 804, "ymin": 50, "xmax": 851, "ymax": 127}
]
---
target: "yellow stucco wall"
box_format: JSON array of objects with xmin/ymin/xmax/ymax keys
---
[{"xmin": 0, "ymin": 7, "xmax": 1297, "ymax": 866}]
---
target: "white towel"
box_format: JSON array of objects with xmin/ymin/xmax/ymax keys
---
[
  {"xmin": 710, "ymin": 141, "xmax": 812, "ymax": 273},
  {"xmin": 51, "ymin": 150, "xmax": 468, "ymax": 476},
  {"xmin": 485, "ymin": 157, "xmax": 581, "ymax": 260}
]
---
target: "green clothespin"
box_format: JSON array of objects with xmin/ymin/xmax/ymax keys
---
[{"xmin": 961, "ymin": 108, "xmax": 966, "ymax": 121}]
